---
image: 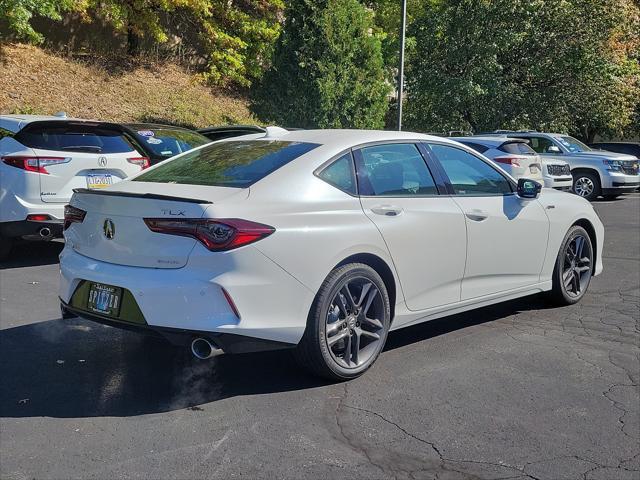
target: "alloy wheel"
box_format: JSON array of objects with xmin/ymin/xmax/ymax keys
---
[
  {"xmin": 574, "ymin": 177, "xmax": 594, "ymax": 197},
  {"xmin": 562, "ymin": 234, "xmax": 592, "ymax": 298},
  {"xmin": 325, "ymin": 277, "xmax": 385, "ymax": 369}
]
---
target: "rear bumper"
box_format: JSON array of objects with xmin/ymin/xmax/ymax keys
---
[
  {"xmin": 0, "ymin": 219, "xmax": 63, "ymax": 239},
  {"xmin": 59, "ymin": 243, "xmax": 315, "ymax": 346},
  {"xmin": 60, "ymin": 300, "xmax": 295, "ymax": 353},
  {"xmin": 0, "ymin": 193, "xmax": 65, "ymax": 224}
]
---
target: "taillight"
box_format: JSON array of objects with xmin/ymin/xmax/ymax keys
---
[
  {"xmin": 494, "ymin": 156, "xmax": 521, "ymax": 167},
  {"xmin": 127, "ymin": 157, "xmax": 151, "ymax": 169},
  {"xmin": 64, "ymin": 204, "xmax": 87, "ymax": 230},
  {"xmin": 143, "ymin": 218, "xmax": 275, "ymax": 251},
  {"xmin": 27, "ymin": 214, "xmax": 52, "ymax": 222},
  {"xmin": 2, "ymin": 156, "xmax": 70, "ymax": 174}
]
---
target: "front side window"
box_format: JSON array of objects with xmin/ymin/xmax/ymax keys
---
[
  {"xmin": 134, "ymin": 140, "xmax": 319, "ymax": 188},
  {"xmin": 317, "ymin": 152, "xmax": 356, "ymax": 194},
  {"xmin": 428, "ymin": 143, "xmax": 513, "ymax": 196},
  {"xmin": 355, "ymin": 143, "xmax": 438, "ymax": 196}
]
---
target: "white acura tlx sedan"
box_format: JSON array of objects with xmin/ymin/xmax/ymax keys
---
[{"xmin": 60, "ymin": 128, "xmax": 604, "ymax": 380}]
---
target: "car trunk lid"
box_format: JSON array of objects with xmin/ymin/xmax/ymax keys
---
[{"xmin": 66, "ymin": 182, "xmax": 248, "ymax": 268}]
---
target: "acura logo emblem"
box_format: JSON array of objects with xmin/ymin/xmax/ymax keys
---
[
  {"xmin": 103, "ymin": 219, "xmax": 115, "ymax": 240},
  {"xmin": 98, "ymin": 156, "xmax": 107, "ymax": 167}
]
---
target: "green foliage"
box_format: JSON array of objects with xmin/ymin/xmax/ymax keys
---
[
  {"xmin": 252, "ymin": 0, "xmax": 390, "ymax": 129},
  {"xmin": 405, "ymin": 0, "xmax": 640, "ymax": 141},
  {"xmin": 198, "ymin": 0, "xmax": 283, "ymax": 86},
  {"xmin": 0, "ymin": 0, "xmax": 76, "ymax": 43}
]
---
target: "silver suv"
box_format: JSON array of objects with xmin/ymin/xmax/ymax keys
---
[{"xmin": 494, "ymin": 131, "xmax": 639, "ymax": 201}]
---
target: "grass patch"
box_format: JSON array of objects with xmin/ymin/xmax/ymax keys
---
[{"xmin": 0, "ymin": 43, "xmax": 258, "ymax": 128}]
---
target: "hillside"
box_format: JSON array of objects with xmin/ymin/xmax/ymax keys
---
[{"xmin": 0, "ymin": 43, "xmax": 257, "ymax": 128}]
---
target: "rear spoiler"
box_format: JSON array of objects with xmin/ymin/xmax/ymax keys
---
[{"xmin": 73, "ymin": 188, "xmax": 213, "ymax": 204}]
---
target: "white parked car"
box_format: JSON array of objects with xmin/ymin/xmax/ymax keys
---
[
  {"xmin": 451, "ymin": 136, "xmax": 573, "ymax": 190},
  {"xmin": 60, "ymin": 129, "xmax": 604, "ymax": 380},
  {"xmin": 0, "ymin": 114, "xmax": 150, "ymax": 259}
]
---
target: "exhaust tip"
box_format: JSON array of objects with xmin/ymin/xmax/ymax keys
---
[
  {"xmin": 39, "ymin": 227, "xmax": 52, "ymax": 239},
  {"xmin": 191, "ymin": 338, "xmax": 223, "ymax": 360}
]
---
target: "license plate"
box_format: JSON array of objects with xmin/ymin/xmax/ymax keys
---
[
  {"xmin": 87, "ymin": 283, "xmax": 122, "ymax": 317},
  {"xmin": 86, "ymin": 174, "xmax": 113, "ymax": 189}
]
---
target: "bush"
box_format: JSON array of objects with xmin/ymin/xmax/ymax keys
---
[{"xmin": 252, "ymin": 0, "xmax": 390, "ymax": 129}]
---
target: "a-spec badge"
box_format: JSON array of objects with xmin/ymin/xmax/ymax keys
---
[{"xmin": 103, "ymin": 218, "xmax": 115, "ymax": 240}]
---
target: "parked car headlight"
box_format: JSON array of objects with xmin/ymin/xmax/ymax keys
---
[{"xmin": 603, "ymin": 159, "xmax": 623, "ymax": 172}]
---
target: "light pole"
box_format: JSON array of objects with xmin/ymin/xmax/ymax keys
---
[{"xmin": 397, "ymin": 0, "xmax": 407, "ymax": 131}]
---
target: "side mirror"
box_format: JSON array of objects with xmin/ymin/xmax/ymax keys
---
[
  {"xmin": 517, "ymin": 178, "xmax": 542, "ymax": 199},
  {"xmin": 547, "ymin": 145, "xmax": 561, "ymax": 154}
]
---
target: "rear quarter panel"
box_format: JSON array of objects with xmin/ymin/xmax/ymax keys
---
[{"xmin": 202, "ymin": 170, "xmax": 401, "ymax": 299}]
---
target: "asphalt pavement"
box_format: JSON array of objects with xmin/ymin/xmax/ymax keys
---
[{"xmin": 1, "ymin": 194, "xmax": 638, "ymax": 480}]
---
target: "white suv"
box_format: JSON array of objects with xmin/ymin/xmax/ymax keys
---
[
  {"xmin": 451, "ymin": 136, "xmax": 573, "ymax": 190},
  {"xmin": 0, "ymin": 114, "xmax": 149, "ymax": 259}
]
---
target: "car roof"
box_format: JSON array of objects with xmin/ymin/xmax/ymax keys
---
[
  {"xmin": 450, "ymin": 136, "xmax": 527, "ymax": 146},
  {"xmin": 199, "ymin": 125, "xmax": 266, "ymax": 133},
  {"xmin": 0, "ymin": 114, "xmax": 102, "ymax": 133},
  {"xmin": 249, "ymin": 128, "xmax": 452, "ymax": 150},
  {"xmin": 590, "ymin": 141, "xmax": 640, "ymax": 146},
  {"xmin": 124, "ymin": 123, "xmax": 196, "ymax": 131}
]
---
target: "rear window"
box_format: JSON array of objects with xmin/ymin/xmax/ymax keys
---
[
  {"xmin": 16, "ymin": 123, "xmax": 135, "ymax": 154},
  {"xmin": 133, "ymin": 140, "xmax": 320, "ymax": 188},
  {"xmin": 131, "ymin": 127, "xmax": 211, "ymax": 158},
  {"xmin": 499, "ymin": 141, "xmax": 536, "ymax": 155}
]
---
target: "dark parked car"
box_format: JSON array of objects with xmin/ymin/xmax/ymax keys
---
[
  {"xmin": 122, "ymin": 123, "xmax": 211, "ymax": 165},
  {"xmin": 198, "ymin": 125, "xmax": 266, "ymax": 142},
  {"xmin": 589, "ymin": 141, "xmax": 640, "ymax": 159}
]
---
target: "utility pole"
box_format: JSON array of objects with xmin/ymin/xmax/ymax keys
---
[{"xmin": 397, "ymin": 0, "xmax": 407, "ymax": 131}]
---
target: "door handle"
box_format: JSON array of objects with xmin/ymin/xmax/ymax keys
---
[
  {"xmin": 371, "ymin": 205, "xmax": 403, "ymax": 216},
  {"xmin": 465, "ymin": 209, "xmax": 489, "ymax": 221}
]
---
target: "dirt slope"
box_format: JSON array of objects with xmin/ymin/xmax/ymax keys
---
[{"xmin": 0, "ymin": 43, "xmax": 257, "ymax": 128}]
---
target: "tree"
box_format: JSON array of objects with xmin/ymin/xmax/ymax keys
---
[
  {"xmin": 404, "ymin": 0, "xmax": 640, "ymax": 140},
  {"xmin": 252, "ymin": 0, "xmax": 390, "ymax": 129},
  {"xmin": 0, "ymin": 0, "xmax": 76, "ymax": 43}
]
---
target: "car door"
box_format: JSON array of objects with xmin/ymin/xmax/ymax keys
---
[
  {"xmin": 354, "ymin": 142, "xmax": 467, "ymax": 313},
  {"xmin": 426, "ymin": 142, "xmax": 550, "ymax": 300}
]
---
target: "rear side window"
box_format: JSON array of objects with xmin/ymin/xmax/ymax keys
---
[
  {"xmin": 131, "ymin": 127, "xmax": 211, "ymax": 158},
  {"xmin": 16, "ymin": 123, "xmax": 135, "ymax": 154},
  {"xmin": 317, "ymin": 152, "xmax": 356, "ymax": 194},
  {"xmin": 134, "ymin": 140, "xmax": 320, "ymax": 188},
  {"xmin": 499, "ymin": 142, "xmax": 536, "ymax": 155},
  {"xmin": 0, "ymin": 127, "xmax": 15, "ymax": 140},
  {"xmin": 355, "ymin": 143, "xmax": 438, "ymax": 196},
  {"xmin": 459, "ymin": 141, "xmax": 489, "ymax": 154}
]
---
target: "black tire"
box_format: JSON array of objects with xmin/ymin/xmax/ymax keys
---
[
  {"xmin": 0, "ymin": 235, "xmax": 12, "ymax": 262},
  {"xmin": 572, "ymin": 172, "xmax": 601, "ymax": 201},
  {"xmin": 548, "ymin": 226, "xmax": 594, "ymax": 306},
  {"xmin": 294, "ymin": 263, "xmax": 391, "ymax": 381}
]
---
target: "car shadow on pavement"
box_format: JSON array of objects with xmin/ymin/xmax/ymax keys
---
[
  {"xmin": 0, "ymin": 295, "xmax": 554, "ymax": 419},
  {"xmin": 0, "ymin": 241, "xmax": 64, "ymax": 269}
]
